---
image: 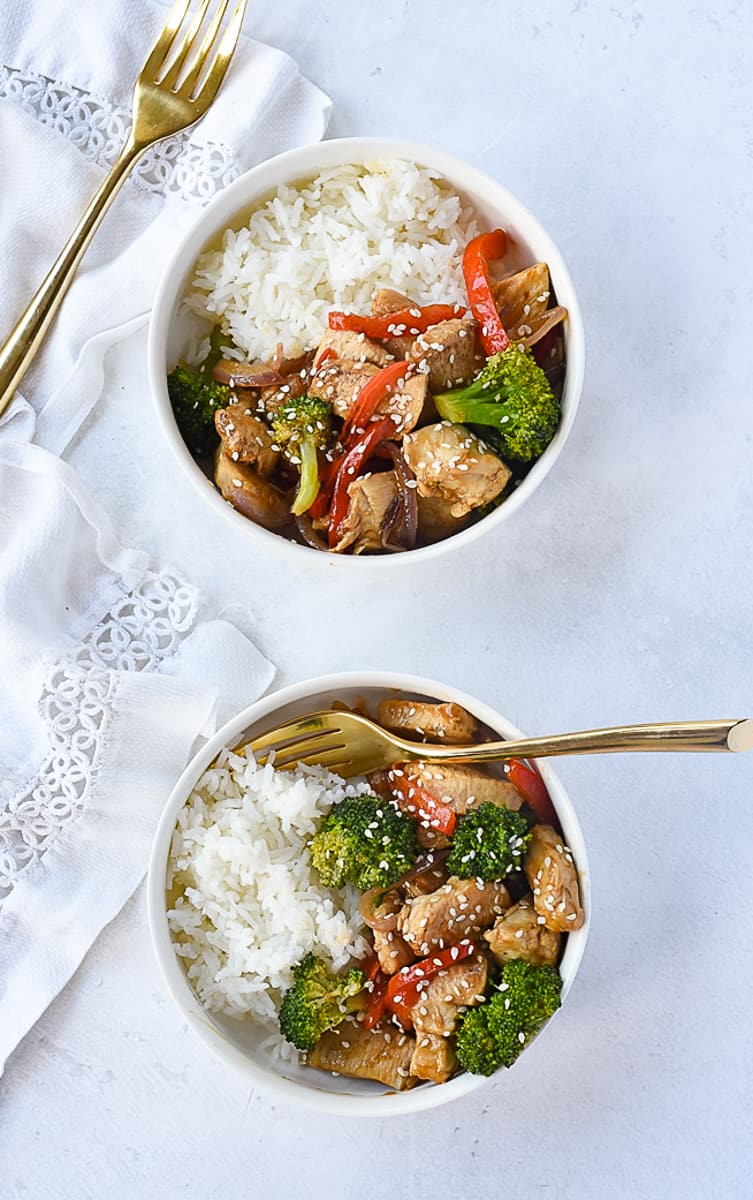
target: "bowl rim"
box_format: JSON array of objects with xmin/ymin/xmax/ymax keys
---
[
  {"xmin": 147, "ymin": 670, "xmax": 591, "ymax": 1117},
  {"xmin": 148, "ymin": 135, "xmax": 586, "ymax": 569}
]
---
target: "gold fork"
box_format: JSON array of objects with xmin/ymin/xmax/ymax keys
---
[
  {"xmin": 245, "ymin": 710, "xmax": 753, "ymax": 776},
  {"xmin": 0, "ymin": 0, "xmax": 248, "ymax": 419}
]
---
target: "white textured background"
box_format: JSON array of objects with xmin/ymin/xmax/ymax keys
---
[{"xmin": 3, "ymin": 1, "xmax": 753, "ymax": 1197}]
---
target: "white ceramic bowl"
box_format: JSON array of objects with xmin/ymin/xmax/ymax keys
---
[
  {"xmin": 147, "ymin": 671, "xmax": 591, "ymax": 1116},
  {"xmin": 148, "ymin": 137, "xmax": 585, "ymax": 568}
]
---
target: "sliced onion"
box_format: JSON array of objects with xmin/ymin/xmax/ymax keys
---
[
  {"xmin": 293, "ymin": 513, "xmax": 329, "ymax": 552},
  {"xmin": 520, "ymin": 305, "xmax": 568, "ymax": 350},
  {"xmin": 393, "ymin": 847, "xmax": 451, "ymax": 891},
  {"xmin": 359, "ymin": 885, "xmax": 401, "ymax": 932},
  {"xmin": 213, "ymin": 358, "xmax": 286, "ymax": 388},
  {"xmin": 214, "ymin": 449, "xmax": 291, "ymax": 529},
  {"xmin": 281, "ymin": 348, "xmax": 316, "ymax": 376},
  {"xmin": 378, "ymin": 441, "xmax": 418, "ymax": 550}
]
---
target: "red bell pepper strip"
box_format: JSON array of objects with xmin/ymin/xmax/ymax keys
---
[
  {"xmin": 389, "ymin": 772, "xmax": 456, "ymax": 837},
  {"xmin": 365, "ymin": 979, "xmax": 389, "ymax": 1029},
  {"xmin": 361, "ymin": 951, "xmax": 382, "ymax": 983},
  {"xmin": 462, "ymin": 229, "xmax": 510, "ymax": 356},
  {"xmin": 360, "ymin": 952, "xmax": 389, "ymax": 1029},
  {"xmin": 307, "ymin": 454, "xmax": 341, "ymax": 520},
  {"xmin": 341, "ymin": 360, "xmax": 412, "ymax": 445},
  {"xmin": 327, "ymin": 415, "xmax": 396, "ymax": 548},
  {"xmin": 386, "ymin": 940, "xmax": 476, "ymax": 1027},
  {"xmin": 505, "ymin": 758, "xmax": 560, "ymax": 829},
  {"xmin": 385, "ymin": 990, "xmax": 414, "ymax": 1031},
  {"xmin": 310, "ymin": 362, "xmax": 412, "ymax": 520},
  {"xmin": 328, "ymin": 304, "xmax": 464, "ymax": 340},
  {"xmin": 364, "ymin": 971, "xmax": 389, "ymax": 1029}
]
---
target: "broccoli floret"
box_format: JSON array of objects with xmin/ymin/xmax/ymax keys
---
[
  {"xmin": 434, "ymin": 345, "xmax": 560, "ymax": 463},
  {"xmin": 167, "ymin": 327, "xmax": 232, "ymax": 457},
  {"xmin": 271, "ymin": 395, "xmax": 333, "ymax": 516},
  {"xmin": 278, "ymin": 952, "xmax": 365, "ymax": 1051},
  {"xmin": 455, "ymin": 959, "xmax": 562, "ymax": 1075},
  {"xmin": 310, "ymin": 793, "xmax": 418, "ymax": 891},
  {"xmin": 446, "ymin": 801, "xmax": 532, "ymax": 881}
]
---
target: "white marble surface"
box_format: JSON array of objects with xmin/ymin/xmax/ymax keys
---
[{"xmin": 3, "ymin": 1, "xmax": 753, "ymax": 1196}]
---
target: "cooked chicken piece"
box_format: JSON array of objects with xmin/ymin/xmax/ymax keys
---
[
  {"xmin": 372, "ymin": 286, "xmax": 418, "ymax": 358},
  {"xmin": 389, "ymin": 758, "xmax": 513, "ymax": 854},
  {"xmin": 417, "ymin": 494, "xmax": 469, "ymax": 545},
  {"xmin": 407, "ymin": 317, "xmax": 484, "ymax": 391},
  {"xmin": 372, "ymin": 928, "xmax": 415, "ymax": 975},
  {"xmin": 308, "ymin": 1016, "xmax": 417, "ymax": 1091},
  {"xmin": 258, "ymin": 371, "xmax": 308, "ymax": 419},
  {"xmin": 409, "ymin": 952, "xmax": 487, "ymax": 1083},
  {"xmin": 372, "ymin": 287, "xmax": 414, "ymax": 316},
  {"xmin": 491, "ymin": 262, "xmax": 567, "ymax": 350},
  {"xmin": 314, "ymin": 328, "xmax": 393, "ymax": 370},
  {"xmin": 307, "ymin": 355, "xmax": 426, "ymax": 433},
  {"xmin": 214, "ymin": 449, "xmax": 291, "ymax": 529},
  {"xmin": 398, "ymin": 762, "xmax": 524, "ymax": 815},
  {"xmin": 398, "ymin": 876, "xmax": 510, "ymax": 957},
  {"xmin": 332, "ymin": 471, "xmax": 398, "ymax": 555},
  {"xmin": 377, "ymin": 699, "xmax": 477, "ymax": 744},
  {"xmin": 375, "ymin": 371, "xmax": 427, "ymax": 434},
  {"xmin": 403, "ymin": 423, "xmax": 510, "ymax": 519},
  {"xmin": 484, "ymin": 895, "xmax": 561, "ymax": 966},
  {"xmin": 525, "ymin": 824, "xmax": 584, "ymax": 932},
  {"xmin": 412, "ymin": 953, "xmax": 487, "ymax": 1036},
  {"xmin": 214, "ymin": 403, "xmax": 279, "ymax": 477},
  {"xmin": 414, "ymin": 954, "xmax": 487, "ymax": 1035},
  {"xmin": 409, "ymin": 1034, "xmax": 457, "ymax": 1084},
  {"xmin": 406, "ymin": 763, "xmax": 522, "ymax": 854},
  {"xmin": 308, "ymin": 359, "xmax": 379, "ymax": 419},
  {"xmin": 257, "ymin": 386, "xmax": 285, "ymax": 419}
]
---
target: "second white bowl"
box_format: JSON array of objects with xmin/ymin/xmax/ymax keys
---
[
  {"xmin": 147, "ymin": 671, "xmax": 591, "ymax": 1116},
  {"xmin": 148, "ymin": 137, "xmax": 585, "ymax": 567}
]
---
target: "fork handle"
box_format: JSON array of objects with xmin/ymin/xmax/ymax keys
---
[
  {"xmin": 0, "ymin": 135, "xmax": 144, "ymax": 419},
  {"xmin": 420, "ymin": 719, "xmax": 753, "ymax": 763}
]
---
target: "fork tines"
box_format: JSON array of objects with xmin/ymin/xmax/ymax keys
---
[{"xmin": 145, "ymin": 0, "xmax": 248, "ymax": 102}]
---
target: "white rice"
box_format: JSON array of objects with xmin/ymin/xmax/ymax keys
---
[
  {"xmin": 167, "ymin": 748, "xmax": 370, "ymax": 1038},
  {"xmin": 186, "ymin": 158, "xmax": 479, "ymax": 362}
]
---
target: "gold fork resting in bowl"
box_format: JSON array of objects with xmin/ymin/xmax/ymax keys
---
[
  {"xmin": 0, "ymin": 0, "xmax": 248, "ymax": 419},
  {"xmin": 246, "ymin": 711, "xmax": 753, "ymax": 777}
]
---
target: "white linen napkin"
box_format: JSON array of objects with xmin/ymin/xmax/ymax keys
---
[
  {"xmin": 0, "ymin": 0, "xmax": 330, "ymax": 1071},
  {"xmin": 0, "ymin": 0, "xmax": 331, "ymax": 451},
  {"xmin": 0, "ymin": 441, "xmax": 276, "ymax": 1074}
]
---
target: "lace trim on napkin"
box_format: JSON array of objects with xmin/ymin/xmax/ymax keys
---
[
  {"xmin": 0, "ymin": 571, "xmax": 197, "ymax": 899},
  {"xmin": 0, "ymin": 66, "xmax": 240, "ymax": 203}
]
